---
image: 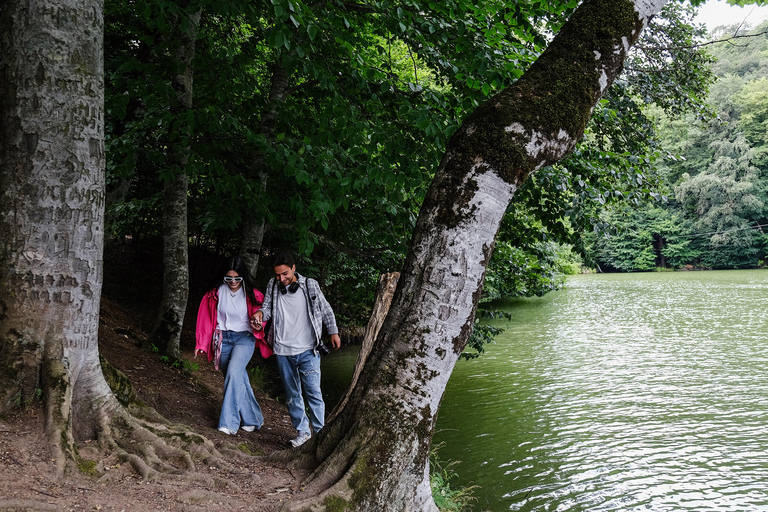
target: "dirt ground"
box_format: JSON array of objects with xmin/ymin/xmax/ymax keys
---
[{"xmin": 0, "ymin": 293, "xmax": 313, "ymax": 512}]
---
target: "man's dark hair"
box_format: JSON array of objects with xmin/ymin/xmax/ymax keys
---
[{"xmin": 269, "ymin": 250, "xmax": 295, "ymax": 269}]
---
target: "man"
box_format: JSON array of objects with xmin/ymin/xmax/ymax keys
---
[{"xmin": 251, "ymin": 251, "xmax": 341, "ymax": 447}]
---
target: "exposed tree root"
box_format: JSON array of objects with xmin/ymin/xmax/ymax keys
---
[
  {"xmin": 93, "ymin": 405, "xmax": 227, "ymax": 482},
  {"xmin": 45, "ymin": 381, "xmax": 243, "ymax": 487},
  {"xmin": 264, "ymin": 380, "xmax": 441, "ymax": 511},
  {"xmin": 42, "ymin": 353, "xmax": 258, "ymax": 486}
]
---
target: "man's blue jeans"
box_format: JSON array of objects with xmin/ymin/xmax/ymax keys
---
[
  {"xmin": 275, "ymin": 349, "xmax": 324, "ymax": 436},
  {"xmin": 219, "ymin": 330, "xmax": 264, "ymax": 432}
]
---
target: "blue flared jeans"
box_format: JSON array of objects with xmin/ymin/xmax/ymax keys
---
[
  {"xmin": 218, "ymin": 330, "xmax": 263, "ymax": 432},
  {"xmin": 275, "ymin": 349, "xmax": 324, "ymax": 436}
]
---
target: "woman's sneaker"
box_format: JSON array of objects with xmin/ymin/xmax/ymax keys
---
[
  {"xmin": 218, "ymin": 427, "xmax": 236, "ymax": 435},
  {"xmin": 290, "ymin": 432, "xmax": 311, "ymax": 447},
  {"xmin": 242, "ymin": 425, "xmax": 258, "ymax": 432}
]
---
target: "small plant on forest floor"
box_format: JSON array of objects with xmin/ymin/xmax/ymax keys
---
[
  {"xmin": 76, "ymin": 456, "xmax": 100, "ymax": 477},
  {"xmin": 248, "ymin": 365, "xmax": 266, "ymax": 390},
  {"xmin": 248, "ymin": 364, "xmax": 283, "ymax": 398},
  {"xmin": 171, "ymin": 358, "xmax": 199, "ymax": 373},
  {"xmin": 151, "ymin": 341, "xmax": 199, "ymax": 374},
  {"xmin": 430, "ymin": 443, "xmax": 480, "ymax": 512},
  {"xmin": 9, "ymin": 388, "xmax": 43, "ymax": 409}
]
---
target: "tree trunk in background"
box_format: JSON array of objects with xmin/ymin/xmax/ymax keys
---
[
  {"xmin": 148, "ymin": 8, "xmax": 200, "ymax": 360},
  {"xmin": 0, "ymin": 0, "xmax": 120, "ymax": 468},
  {"xmin": 240, "ymin": 64, "xmax": 289, "ymax": 276},
  {"xmin": 240, "ymin": 171, "xmax": 268, "ymax": 274},
  {"xmin": 281, "ymin": 1, "xmax": 666, "ymax": 510}
]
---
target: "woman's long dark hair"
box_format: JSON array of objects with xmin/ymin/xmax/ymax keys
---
[{"xmin": 207, "ymin": 256, "xmax": 259, "ymax": 304}]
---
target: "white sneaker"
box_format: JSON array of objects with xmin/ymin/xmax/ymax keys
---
[
  {"xmin": 290, "ymin": 432, "xmax": 311, "ymax": 447},
  {"xmin": 242, "ymin": 425, "xmax": 257, "ymax": 432},
  {"xmin": 218, "ymin": 426, "xmax": 236, "ymax": 435}
]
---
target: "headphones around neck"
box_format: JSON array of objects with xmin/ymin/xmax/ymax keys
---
[{"xmin": 278, "ymin": 281, "xmax": 300, "ymax": 294}]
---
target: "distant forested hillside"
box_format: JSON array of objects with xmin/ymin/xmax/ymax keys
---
[{"xmin": 584, "ymin": 19, "xmax": 768, "ymax": 271}]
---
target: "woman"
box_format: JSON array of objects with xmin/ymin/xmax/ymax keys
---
[{"xmin": 195, "ymin": 256, "xmax": 273, "ymax": 435}]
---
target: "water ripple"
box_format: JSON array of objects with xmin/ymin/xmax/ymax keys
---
[{"xmin": 434, "ymin": 270, "xmax": 768, "ymax": 512}]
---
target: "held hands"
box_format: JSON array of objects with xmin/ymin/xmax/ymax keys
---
[
  {"xmin": 250, "ymin": 312, "xmax": 263, "ymax": 331},
  {"xmin": 248, "ymin": 310, "xmax": 338, "ymax": 348}
]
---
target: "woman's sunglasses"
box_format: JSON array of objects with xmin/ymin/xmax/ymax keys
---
[{"xmin": 224, "ymin": 276, "xmax": 243, "ymax": 283}]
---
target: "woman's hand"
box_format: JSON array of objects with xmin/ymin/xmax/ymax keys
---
[{"xmin": 250, "ymin": 312, "xmax": 263, "ymax": 331}]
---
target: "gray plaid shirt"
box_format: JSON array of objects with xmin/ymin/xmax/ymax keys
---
[{"xmin": 261, "ymin": 272, "xmax": 338, "ymax": 351}]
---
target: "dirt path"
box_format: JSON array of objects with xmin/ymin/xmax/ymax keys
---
[{"xmin": 0, "ymin": 296, "xmax": 308, "ymax": 512}]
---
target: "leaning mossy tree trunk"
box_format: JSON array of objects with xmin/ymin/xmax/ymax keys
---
[
  {"xmin": 279, "ymin": 1, "xmax": 667, "ymax": 510},
  {"xmin": 0, "ymin": 0, "xmax": 219, "ymax": 480}
]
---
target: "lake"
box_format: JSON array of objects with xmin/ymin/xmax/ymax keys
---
[{"xmin": 323, "ymin": 270, "xmax": 768, "ymax": 511}]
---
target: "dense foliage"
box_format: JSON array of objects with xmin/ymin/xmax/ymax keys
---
[
  {"xmin": 585, "ymin": 18, "xmax": 768, "ymax": 271},
  {"xmin": 104, "ymin": 0, "xmax": 587, "ymax": 299},
  {"xmin": 95, "ymin": 3, "xmax": 768, "ymax": 499},
  {"xmin": 102, "ymin": 0, "xmax": 744, "ymax": 349}
]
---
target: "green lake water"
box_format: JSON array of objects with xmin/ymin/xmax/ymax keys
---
[{"xmin": 323, "ymin": 269, "xmax": 768, "ymax": 511}]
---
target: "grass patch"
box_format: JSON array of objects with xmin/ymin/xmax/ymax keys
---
[
  {"xmin": 237, "ymin": 442, "xmax": 264, "ymax": 456},
  {"xmin": 430, "ymin": 443, "xmax": 480, "ymax": 512}
]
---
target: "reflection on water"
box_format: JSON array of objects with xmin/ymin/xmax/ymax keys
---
[{"xmin": 429, "ymin": 270, "xmax": 768, "ymax": 511}]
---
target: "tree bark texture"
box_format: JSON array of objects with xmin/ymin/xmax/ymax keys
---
[
  {"xmin": 240, "ymin": 63, "xmax": 290, "ymax": 276},
  {"xmin": 284, "ymin": 1, "xmax": 667, "ymax": 510},
  {"xmin": 149, "ymin": 8, "xmax": 200, "ymax": 360},
  {"xmin": 0, "ymin": 0, "xmax": 119, "ymax": 467},
  {"xmin": 0, "ymin": 2, "xmax": 224, "ymax": 480}
]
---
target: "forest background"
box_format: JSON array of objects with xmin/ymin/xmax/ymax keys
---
[{"xmin": 102, "ymin": 1, "xmax": 768, "ymax": 360}]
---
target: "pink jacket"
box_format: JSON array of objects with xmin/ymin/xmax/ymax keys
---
[{"xmin": 195, "ymin": 287, "xmax": 273, "ymax": 360}]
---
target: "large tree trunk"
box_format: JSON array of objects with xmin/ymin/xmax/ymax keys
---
[
  {"xmin": 281, "ymin": 1, "xmax": 666, "ymax": 510},
  {"xmin": 148, "ymin": 8, "xmax": 200, "ymax": 360},
  {"xmin": 0, "ymin": 0, "xmax": 220, "ymax": 479},
  {"xmin": 0, "ymin": 0, "xmax": 120, "ymax": 468},
  {"xmin": 240, "ymin": 63, "xmax": 290, "ymax": 276}
]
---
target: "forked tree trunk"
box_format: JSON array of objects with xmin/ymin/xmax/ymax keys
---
[
  {"xmin": 149, "ymin": 8, "xmax": 200, "ymax": 360},
  {"xmin": 0, "ymin": 0, "xmax": 119, "ymax": 467},
  {"xmin": 328, "ymin": 272, "xmax": 400, "ymax": 425},
  {"xmin": 282, "ymin": 1, "xmax": 666, "ymax": 510}
]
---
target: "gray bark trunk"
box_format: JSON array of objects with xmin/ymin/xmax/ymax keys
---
[
  {"xmin": 284, "ymin": 1, "xmax": 666, "ymax": 510},
  {"xmin": 0, "ymin": 0, "xmax": 119, "ymax": 467},
  {"xmin": 149, "ymin": 9, "xmax": 200, "ymax": 360},
  {"xmin": 240, "ymin": 171, "xmax": 268, "ymax": 275},
  {"xmin": 240, "ymin": 64, "xmax": 290, "ymax": 276}
]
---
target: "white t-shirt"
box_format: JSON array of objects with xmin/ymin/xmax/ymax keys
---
[
  {"xmin": 273, "ymin": 288, "xmax": 314, "ymax": 356},
  {"xmin": 216, "ymin": 284, "xmax": 251, "ymax": 332}
]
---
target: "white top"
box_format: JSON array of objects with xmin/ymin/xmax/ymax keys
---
[
  {"xmin": 216, "ymin": 284, "xmax": 251, "ymax": 332},
  {"xmin": 273, "ymin": 287, "xmax": 314, "ymax": 356}
]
